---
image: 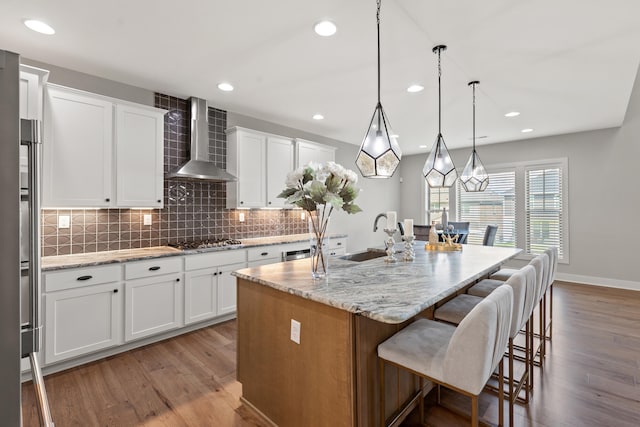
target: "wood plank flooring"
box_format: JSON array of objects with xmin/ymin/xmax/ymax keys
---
[{"xmin": 22, "ymin": 282, "xmax": 640, "ymax": 426}]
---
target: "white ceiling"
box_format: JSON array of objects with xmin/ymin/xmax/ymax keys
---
[{"xmin": 2, "ymin": 0, "xmax": 640, "ymax": 155}]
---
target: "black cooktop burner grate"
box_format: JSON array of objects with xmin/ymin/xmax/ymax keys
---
[{"xmin": 168, "ymin": 238, "xmax": 242, "ymax": 250}]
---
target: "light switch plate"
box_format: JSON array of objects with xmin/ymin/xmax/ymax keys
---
[
  {"xmin": 239, "ymin": 212, "xmax": 245, "ymax": 222},
  {"xmin": 290, "ymin": 319, "xmax": 301, "ymax": 344},
  {"xmin": 58, "ymin": 215, "xmax": 70, "ymax": 229},
  {"xmin": 143, "ymin": 214, "xmax": 152, "ymax": 226}
]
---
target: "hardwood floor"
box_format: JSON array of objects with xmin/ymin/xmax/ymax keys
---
[{"xmin": 22, "ymin": 282, "xmax": 640, "ymax": 426}]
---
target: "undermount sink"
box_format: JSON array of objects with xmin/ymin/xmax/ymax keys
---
[{"xmin": 339, "ymin": 249, "xmax": 387, "ymax": 262}]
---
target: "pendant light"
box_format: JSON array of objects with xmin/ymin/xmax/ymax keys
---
[
  {"xmin": 356, "ymin": 0, "xmax": 401, "ymax": 179},
  {"xmin": 461, "ymin": 81, "xmax": 489, "ymax": 192},
  {"xmin": 423, "ymin": 45, "xmax": 457, "ymax": 188}
]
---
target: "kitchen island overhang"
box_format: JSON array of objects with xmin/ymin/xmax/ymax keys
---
[{"xmin": 233, "ymin": 244, "xmax": 522, "ymax": 426}]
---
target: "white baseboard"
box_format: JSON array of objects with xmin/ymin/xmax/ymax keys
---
[{"xmin": 556, "ymin": 273, "xmax": 640, "ymax": 291}]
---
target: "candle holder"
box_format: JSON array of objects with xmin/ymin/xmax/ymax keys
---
[
  {"xmin": 402, "ymin": 235, "xmax": 415, "ymax": 261},
  {"xmin": 383, "ymin": 228, "xmax": 398, "ymax": 263}
]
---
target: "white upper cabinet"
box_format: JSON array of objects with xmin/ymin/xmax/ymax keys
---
[
  {"xmin": 295, "ymin": 138, "xmax": 336, "ymax": 168},
  {"xmin": 266, "ymin": 135, "xmax": 294, "ymax": 207},
  {"xmin": 115, "ymin": 104, "xmax": 164, "ymax": 208},
  {"xmin": 227, "ymin": 128, "xmax": 267, "ymax": 208},
  {"xmin": 20, "ymin": 65, "xmax": 48, "ymax": 120},
  {"xmin": 42, "ymin": 84, "xmax": 165, "ymax": 208},
  {"xmin": 43, "ymin": 85, "xmax": 114, "ymax": 208},
  {"xmin": 226, "ymin": 127, "xmax": 294, "ymax": 209}
]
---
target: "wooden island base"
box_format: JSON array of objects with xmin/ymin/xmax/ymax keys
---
[{"xmin": 237, "ymin": 278, "xmax": 431, "ymax": 427}]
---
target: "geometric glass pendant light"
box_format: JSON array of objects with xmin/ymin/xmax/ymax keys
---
[
  {"xmin": 356, "ymin": 0, "xmax": 402, "ymax": 178},
  {"xmin": 461, "ymin": 80, "xmax": 489, "ymax": 192},
  {"xmin": 423, "ymin": 44, "xmax": 457, "ymax": 187}
]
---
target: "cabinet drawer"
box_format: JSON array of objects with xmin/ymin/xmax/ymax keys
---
[
  {"xmin": 125, "ymin": 257, "xmax": 182, "ymax": 280},
  {"xmin": 44, "ymin": 264, "xmax": 121, "ymax": 292},
  {"xmin": 185, "ymin": 250, "xmax": 246, "ymax": 271},
  {"xmin": 329, "ymin": 237, "xmax": 347, "ymax": 250},
  {"xmin": 247, "ymin": 245, "xmax": 285, "ymax": 262}
]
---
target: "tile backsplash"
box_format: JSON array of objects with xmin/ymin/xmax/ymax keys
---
[{"xmin": 41, "ymin": 93, "xmax": 306, "ymax": 257}]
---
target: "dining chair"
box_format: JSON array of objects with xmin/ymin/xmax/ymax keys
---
[
  {"xmin": 434, "ymin": 268, "xmax": 536, "ymax": 426},
  {"xmin": 482, "ymin": 225, "xmax": 499, "ymax": 246},
  {"xmin": 448, "ymin": 221, "xmax": 470, "ymax": 244},
  {"xmin": 413, "ymin": 224, "xmax": 431, "ymax": 241},
  {"xmin": 378, "ymin": 286, "xmax": 513, "ymax": 427}
]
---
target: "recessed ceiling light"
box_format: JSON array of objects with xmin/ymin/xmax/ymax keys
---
[
  {"xmin": 391, "ymin": 134, "xmax": 399, "ymax": 139},
  {"xmin": 521, "ymin": 128, "xmax": 533, "ymax": 133},
  {"xmin": 407, "ymin": 84, "xmax": 424, "ymax": 93},
  {"xmin": 468, "ymin": 136, "xmax": 488, "ymax": 140},
  {"xmin": 217, "ymin": 82, "xmax": 234, "ymax": 92},
  {"xmin": 419, "ymin": 145, "xmax": 428, "ymax": 149},
  {"xmin": 314, "ymin": 21, "xmax": 337, "ymax": 37},
  {"xmin": 312, "ymin": 114, "xmax": 324, "ymax": 120},
  {"xmin": 24, "ymin": 19, "xmax": 55, "ymax": 35},
  {"xmin": 505, "ymin": 111, "xmax": 520, "ymax": 117}
]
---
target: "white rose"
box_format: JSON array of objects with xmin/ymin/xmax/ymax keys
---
[
  {"xmin": 285, "ymin": 168, "xmax": 304, "ymax": 188},
  {"xmin": 324, "ymin": 161, "xmax": 345, "ymax": 177},
  {"xmin": 345, "ymin": 169, "xmax": 358, "ymax": 184}
]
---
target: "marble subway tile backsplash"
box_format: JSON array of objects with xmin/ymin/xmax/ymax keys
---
[{"xmin": 41, "ymin": 93, "xmax": 306, "ymax": 257}]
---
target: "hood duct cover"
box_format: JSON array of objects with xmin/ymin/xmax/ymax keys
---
[{"xmin": 166, "ymin": 97, "xmax": 237, "ymax": 181}]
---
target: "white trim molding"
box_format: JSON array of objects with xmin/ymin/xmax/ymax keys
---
[{"xmin": 556, "ymin": 273, "xmax": 640, "ymax": 291}]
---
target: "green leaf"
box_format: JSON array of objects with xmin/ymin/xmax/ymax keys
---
[
  {"xmin": 297, "ymin": 198, "xmax": 316, "ymax": 211},
  {"xmin": 277, "ymin": 188, "xmax": 298, "ymax": 199},
  {"xmin": 302, "ymin": 167, "xmax": 314, "ymax": 184},
  {"xmin": 286, "ymin": 190, "xmax": 305, "ymax": 204},
  {"xmin": 325, "ymin": 174, "xmax": 342, "ymax": 193},
  {"xmin": 323, "ymin": 192, "xmax": 344, "ymax": 210},
  {"xmin": 339, "ymin": 185, "xmax": 359, "ymax": 204},
  {"xmin": 342, "ymin": 203, "xmax": 362, "ymax": 214},
  {"xmin": 308, "ymin": 180, "xmax": 326, "ymax": 204}
]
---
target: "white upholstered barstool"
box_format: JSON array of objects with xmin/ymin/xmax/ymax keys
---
[
  {"xmin": 434, "ymin": 266, "xmax": 537, "ymax": 426},
  {"xmin": 378, "ymin": 286, "xmax": 513, "ymax": 427}
]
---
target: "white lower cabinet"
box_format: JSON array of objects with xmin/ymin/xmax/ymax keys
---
[
  {"xmin": 45, "ymin": 282, "xmax": 123, "ymax": 364},
  {"xmin": 124, "ymin": 257, "xmax": 183, "ymax": 342},
  {"xmin": 184, "ymin": 251, "xmax": 246, "ymax": 324}
]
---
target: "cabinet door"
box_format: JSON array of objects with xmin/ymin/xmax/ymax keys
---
[
  {"xmin": 20, "ymin": 71, "xmax": 40, "ymax": 120},
  {"xmin": 237, "ymin": 132, "xmax": 267, "ymax": 207},
  {"xmin": 43, "ymin": 86, "xmax": 113, "ymax": 207},
  {"xmin": 217, "ymin": 262, "xmax": 246, "ymax": 316},
  {"xmin": 115, "ymin": 104, "xmax": 165, "ymax": 208},
  {"xmin": 124, "ymin": 274, "xmax": 183, "ymax": 342},
  {"xmin": 296, "ymin": 139, "xmax": 335, "ymax": 167},
  {"xmin": 266, "ymin": 136, "xmax": 294, "ymax": 208},
  {"xmin": 184, "ymin": 267, "xmax": 218, "ymax": 325},
  {"xmin": 45, "ymin": 283, "xmax": 123, "ymax": 364}
]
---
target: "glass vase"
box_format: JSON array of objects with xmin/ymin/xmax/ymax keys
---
[{"xmin": 308, "ymin": 215, "xmax": 330, "ymax": 279}]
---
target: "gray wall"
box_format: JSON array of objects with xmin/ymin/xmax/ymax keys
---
[{"xmin": 399, "ymin": 70, "xmax": 640, "ymax": 287}]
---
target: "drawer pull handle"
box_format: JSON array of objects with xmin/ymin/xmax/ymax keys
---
[
  {"xmin": 337, "ymin": 242, "xmax": 342, "ymax": 246},
  {"xmin": 149, "ymin": 266, "xmax": 161, "ymax": 271},
  {"xmin": 113, "ymin": 289, "xmax": 118, "ymax": 293},
  {"xmin": 105, "ymin": 198, "xmax": 110, "ymax": 202},
  {"xmin": 77, "ymin": 275, "xmax": 92, "ymax": 281},
  {"xmin": 261, "ymin": 252, "xmax": 268, "ymax": 256}
]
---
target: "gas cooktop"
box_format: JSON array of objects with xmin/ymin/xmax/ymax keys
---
[{"xmin": 168, "ymin": 238, "xmax": 243, "ymax": 250}]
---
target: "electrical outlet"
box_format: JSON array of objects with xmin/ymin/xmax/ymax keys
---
[
  {"xmin": 143, "ymin": 214, "xmax": 152, "ymax": 226},
  {"xmin": 58, "ymin": 215, "xmax": 70, "ymax": 229},
  {"xmin": 300, "ymin": 211, "xmax": 306, "ymax": 220},
  {"xmin": 290, "ymin": 319, "xmax": 301, "ymax": 344},
  {"xmin": 239, "ymin": 212, "xmax": 245, "ymax": 222}
]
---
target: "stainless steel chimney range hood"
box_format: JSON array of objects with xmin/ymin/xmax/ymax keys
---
[{"xmin": 166, "ymin": 97, "xmax": 237, "ymax": 182}]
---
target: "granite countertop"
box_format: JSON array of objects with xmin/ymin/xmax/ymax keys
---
[
  {"xmin": 233, "ymin": 244, "xmax": 522, "ymax": 324},
  {"xmin": 41, "ymin": 233, "xmax": 347, "ymax": 271}
]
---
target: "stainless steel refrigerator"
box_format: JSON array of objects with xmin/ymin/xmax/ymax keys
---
[{"xmin": 1, "ymin": 49, "xmax": 53, "ymax": 426}]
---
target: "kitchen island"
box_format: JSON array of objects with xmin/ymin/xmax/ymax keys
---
[{"xmin": 233, "ymin": 244, "xmax": 521, "ymax": 426}]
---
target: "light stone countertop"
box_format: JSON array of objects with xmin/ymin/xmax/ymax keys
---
[
  {"xmin": 41, "ymin": 233, "xmax": 347, "ymax": 271},
  {"xmin": 232, "ymin": 243, "xmax": 522, "ymax": 324}
]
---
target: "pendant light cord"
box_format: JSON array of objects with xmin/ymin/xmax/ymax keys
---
[
  {"xmin": 472, "ymin": 82, "xmax": 476, "ymax": 167},
  {"xmin": 437, "ymin": 47, "xmax": 442, "ymax": 134},
  {"xmin": 376, "ymin": 0, "xmax": 381, "ymax": 105}
]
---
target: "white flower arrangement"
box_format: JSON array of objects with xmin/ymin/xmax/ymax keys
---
[{"xmin": 278, "ymin": 162, "xmax": 362, "ymax": 277}]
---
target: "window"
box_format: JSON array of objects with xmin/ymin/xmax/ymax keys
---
[
  {"xmin": 426, "ymin": 186, "xmax": 449, "ymax": 225},
  {"xmin": 454, "ymin": 158, "xmax": 568, "ymax": 262},
  {"xmin": 456, "ymin": 170, "xmax": 516, "ymax": 247},
  {"xmin": 525, "ymin": 166, "xmax": 564, "ymax": 259}
]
